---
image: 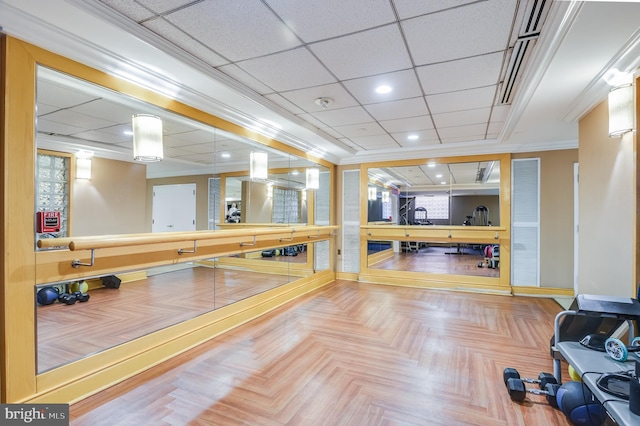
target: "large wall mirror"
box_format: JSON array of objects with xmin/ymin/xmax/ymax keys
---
[
  {"xmin": 363, "ymin": 157, "xmax": 508, "ymax": 285},
  {"xmin": 34, "ymin": 66, "xmax": 331, "ymax": 373}
]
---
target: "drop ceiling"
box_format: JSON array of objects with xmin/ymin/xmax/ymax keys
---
[{"xmin": 2, "ymin": 0, "xmax": 640, "ymax": 177}]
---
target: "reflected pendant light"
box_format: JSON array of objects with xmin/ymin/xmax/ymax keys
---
[
  {"xmin": 368, "ymin": 187, "xmax": 377, "ymax": 201},
  {"xmin": 608, "ymin": 84, "xmax": 635, "ymax": 138},
  {"xmin": 132, "ymin": 114, "xmax": 163, "ymax": 162},
  {"xmin": 381, "ymin": 191, "xmax": 390, "ymax": 203},
  {"xmin": 250, "ymin": 151, "xmax": 268, "ymax": 180},
  {"xmin": 306, "ymin": 168, "xmax": 319, "ymax": 190}
]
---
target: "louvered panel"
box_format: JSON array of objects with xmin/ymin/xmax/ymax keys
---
[
  {"xmin": 511, "ymin": 158, "xmax": 540, "ymax": 286},
  {"xmin": 208, "ymin": 177, "xmax": 220, "ymax": 230},
  {"xmin": 342, "ymin": 170, "xmax": 360, "ymax": 273}
]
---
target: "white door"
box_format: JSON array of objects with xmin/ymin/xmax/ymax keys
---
[{"xmin": 152, "ymin": 184, "xmax": 196, "ymax": 232}]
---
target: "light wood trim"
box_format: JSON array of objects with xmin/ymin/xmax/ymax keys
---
[
  {"xmin": 37, "ymin": 225, "xmax": 336, "ymax": 250},
  {"xmin": 1, "ymin": 35, "xmax": 38, "ymax": 402},
  {"xmin": 511, "ymin": 286, "xmax": 574, "ymax": 297}
]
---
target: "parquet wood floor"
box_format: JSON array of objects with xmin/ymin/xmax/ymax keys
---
[{"xmin": 69, "ymin": 280, "xmax": 571, "ymax": 425}]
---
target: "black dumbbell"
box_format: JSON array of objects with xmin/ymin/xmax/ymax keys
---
[
  {"xmin": 503, "ymin": 368, "xmax": 557, "ymax": 389},
  {"xmin": 58, "ymin": 293, "xmax": 77, "ymax": 305},
  {"xmin": 74, "ymin": 291, "xmax": 90, "ymax": 302},
  {"xmin": 506, "ymin": 377, "xmax": 561, "ymax": 408}
]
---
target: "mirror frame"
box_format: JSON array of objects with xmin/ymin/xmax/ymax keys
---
[
  {"xmin": 1, "ymin": 36, "xmax": 335, "ymax": 403},
  {"xmin": 360, "ymin": 153, "xmax": 511, "ymax": 292}
]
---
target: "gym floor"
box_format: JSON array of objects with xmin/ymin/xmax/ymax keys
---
[{"xmin": 67, "ymin": 280, "xmax": 573, "ymax": 425}]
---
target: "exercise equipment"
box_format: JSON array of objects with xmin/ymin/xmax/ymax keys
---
[
  {"xmin": 556, "ymin": 381, "xmax": 605, "ymax": 425},
  {"xmin": 504, "ymin": 368, "xmax": 560, "ymax": 407},
  {"xmin": 58, "ymin": 292, "xmax": 78, "ymax": 305},
  {"xmin": 568, "ymin": 364, "xmax": 582, "ymax": 382},
  {"xmin": 37, "ymin": 286, "xmax": 59, "ymax": 305},
  {"xmin": 69, "ymin": 280, "xmax": 89, "ymax": 293},
  {"xmin": 506, "ymin": 377, "xmax": 561, "ymax": 408},
  {"xmin": 101, "ymin": 275, "xmax": 121, "ymax": 289},
  {"xmin": 604, "ymin": 336, "xmax": 640, "ymax": 362}
]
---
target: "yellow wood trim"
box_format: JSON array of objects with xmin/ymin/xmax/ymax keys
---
[
  {"xmin": 1, "ymin": 35, "xmax": 38, "ymax": 402},
  {"xmin": 358, "ymin": 273, "xmax": 511, "ymax": 296},
  {"xmin": 336, "ymin": 272, "xmax": 359, "ymax": 281},
  {"xmin": 29, "ymin": 272, "xmax": 335, "ymax": 404},
  {"xmin": 511, "ymin": 287, "xmax": 574, "ymax": 297}
]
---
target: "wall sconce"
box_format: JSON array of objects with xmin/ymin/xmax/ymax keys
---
[
  {"xmin": 132, "ymin": 114, "xmax": 163, "ymax": 162},
  {"xmin": 75, "ymin": 151, "xmax": 92, "ymax": 180},
  {"xmin": 368, "ymin": 187, "xmax": 377, "ymax": 201},
  {"xmin": 306, "ymin": 168, "xmax": 319, "ymax": 190},
  {"xmin": 608, "ymin": 84, "xmax": 635, "ymax": 138},
  {"xmin": 250, "ymin": 151, "xmax": 268, "ymax": 180},
  {"xmin": 267, "ymin": 182, "xmax": 274, "ymax": 198},
  {"xmin": 381, "ymin": 191, "xmax": 390, "ymax": 203}
]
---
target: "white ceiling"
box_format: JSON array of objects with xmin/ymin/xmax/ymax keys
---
[{"xmin": 2, "ymin": 0, "xmax": 640, "ymax": 177}]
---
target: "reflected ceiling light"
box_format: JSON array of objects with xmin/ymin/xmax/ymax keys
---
[
  {"xmin": 75, "ymin": 151, "xmax": 93, "ymax": 180},
  {"xmin": 132, "ymin": 114, "xmax": 163, "ymax": 162},
  {"xmin": 267, "ymin": 182, "xmax": 274, "ymax": 198},
  {"xmin": 436, "ymin": 174, "xmax": 443, "ymax": 178},
  {"xmin": 608, "ymin": 83, "xmax": 635, "ymax": 138},
  {"xmin": 440, "ymin": 181, "xmax": 447, "ymax": 185},
  {"xmin": 381, "ymin": 191, "xmax": 390, "ymax": 203},
  {"xmin": 306, "ymin": 168, "xmax": 320, "ymax": 190},
  {"xmin": 250, "ymin": 151, "xmax": 268, "ymax": 180},
  {"xmin": 407, "ymin": 134, "xmax": 419, "ymax": 141},
  {"xmin": 375, "ymin": 85, "xmax": 392, "ymax": 94},
  {"xmin": 427, "ymin": 161, "xmax": 436, "ymax": 168},
  {"xmin": 368, "ymin": 187, "xmax": 377, "ymax": 201},
  {"xmin": 221, "ymin": 153, "xmax": 230, "ymax": 159}
]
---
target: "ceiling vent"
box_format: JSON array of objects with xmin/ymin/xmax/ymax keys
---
[{"xmin": 498, "ymin": 0, "xmax": 551, "ymax": 105}]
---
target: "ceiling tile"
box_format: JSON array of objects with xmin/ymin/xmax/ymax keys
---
[
  {"xmin": 164, "ymin": 0, "xmax": 302, "ymax": 62},
  {"xmin": 309, "ymin": 25, "xmax": 412, "ymax": 80},
  {"xmin": 134, "ymin": 0, "xmax": 191, "ymax": 15},
  {"xmin": 417, "ymin": 52, "xmax": 504, "ymax": 95},
  {"xmin": 379, "ymin": 115, "xmax": 434, "ymax": 133},
  {"xmin": 265, "ymin": 0, "xmax": 395, "ymax": 43},
  {"xmin": 310, "ymin": 106, "xmax": 372, "ymax": 127},
  {"xmin": 426, "ymin": 86, "xmax": 496, "ymax": 114},
  {"xmin": 44, "ymin": 110, "xmax": 117, "ymax": 130},
  {"xmin": 177, "ymin": 143, "xmax": 217, "ymax": 154},
  {"xmin": 263, "ymin": 94, "xmax": 306, "ymax": 115},
  {"xmin": 36, "ymin": 119, "xmax": 88, "ymax": 136},
  {"xmin": 432, "ymin": 108, "xmax": 491, "ymax": 128},
  {"xmin": 490, "ymin": 105, "xmax": 511, "ymax": 122},
  {"xmin": 332, "ymin": 122, "xmax": 386, "ymax": 138},
  {"xmin": 343, "ymin": 69, "xmax": 423, "ymax": 105},
  {"xmin": 217, "ymin": 64, "xmax": 275, "ymax": 94},
  {"xmin": 402, "ymin": 0, "xmax": 517, "ymax": 65},
  {"xmin": 393, "ymin": 0, "xmax": 480, "ymax": 19},
  {"xmin": 237, "ymin": 48, "xmax": 336, "ymax": 92},
  {"xmin": 70, "ymin": 99, "xmax": 135, "ymax": 124},
  {"xmin": 391, "ymin": 129, "xmax": 439, "ymax": 146},
  {"xmin": 143, "ymin": 18, "xmax": 229, "ymax": 67},
  {"xmin": 100, "ymin": 0, "xmax": 156, "ymax": 21},
  {"xmin": 296, "ymin": 113, "xmax": 330, "ymax": 129},
  {"xmin": 37, "ymin": 81, "xmax": 98, "ymax": 109},
  {"xmin": 365, "ymin": 97, "xmax": 428, "ymax": 121},
  {"xmin": 279, "ymin": 83, "xmax": 359, "ymax": 113},
  {"xmin": 348, "ymin": 134, "xmax": 399, "ymax": 150},
  {"xmin": 438, "ymin": 123, "xmax": 487, "ymax": 140}
]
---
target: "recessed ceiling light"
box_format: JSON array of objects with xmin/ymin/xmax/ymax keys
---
[
  {"xmin": 407, "ymin": 134, "xmax": 419, "ymax": 140},
  {"xmin": 440, "ymin": 181, "xmax": 447, "ymax": 185},
  {"xmin": 221, "ymin": 153, "xmax": 230, "ymax": 159},
  {"xmin": 123, "ymin": 130, "xmax": 133, "ymax": 136},
  {"xmin": 375, "ymin": 85, "xmax": 392, "ymax": 94},
  {"xmin": 427, "ymin": 162, "xmax": 436, "ymax": 168},
  {"xmin": 436, "ymin": 174, "xmax": 442, "ymax": 178}
]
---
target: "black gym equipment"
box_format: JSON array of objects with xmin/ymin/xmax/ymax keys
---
[
  {"xmin": 58, "ymin": 292, "xmax": 78, "ymax": 305},
  {"xmin": 506, "ymin": 378, "xmax": 561, "ymax": 408},
  {"xmin": 101, "ymin": 275, "xmax": 121, "ymax": 289},
  {"xmin": 37, "ymin": 286, "xmax": 59, "ymax": 305},
  {"xmin": 74, "ymin": 291, "xmax": 90, "ymax": 303},
  {"xmin": 504, "ymin": 368, "xmax": 560, "ymax": 407}
]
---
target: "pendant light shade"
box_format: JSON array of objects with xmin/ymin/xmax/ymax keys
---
[
  {"xmin": 306, "ymin": 168, "xmax": 319, "ymax": 189},
  {"xmin": 381, "ymin": 191, "xmax": 390, "ymax": 203},
  {"xmin": 368, "ymin": 187, "xmax": 377, "ymax": 201},
  {"xmin": 132, "ymin": 114, "xmax": 163, "ymax": 162},
  {"xmin": 608, "ymin": 84, "xmax": 635, "ymax": 138},
  {"xmin": 250, "ymin": 151, "xmax": 268, "ymax": 180}
]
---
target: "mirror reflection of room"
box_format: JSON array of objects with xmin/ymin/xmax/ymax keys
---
[
  {"xmin": 366, "ymin": 160, "xmax": 501, "ymax": 278},
  {"xmin": 33, "ymin": 66, "xmax": 331, "ymax": 374}
]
